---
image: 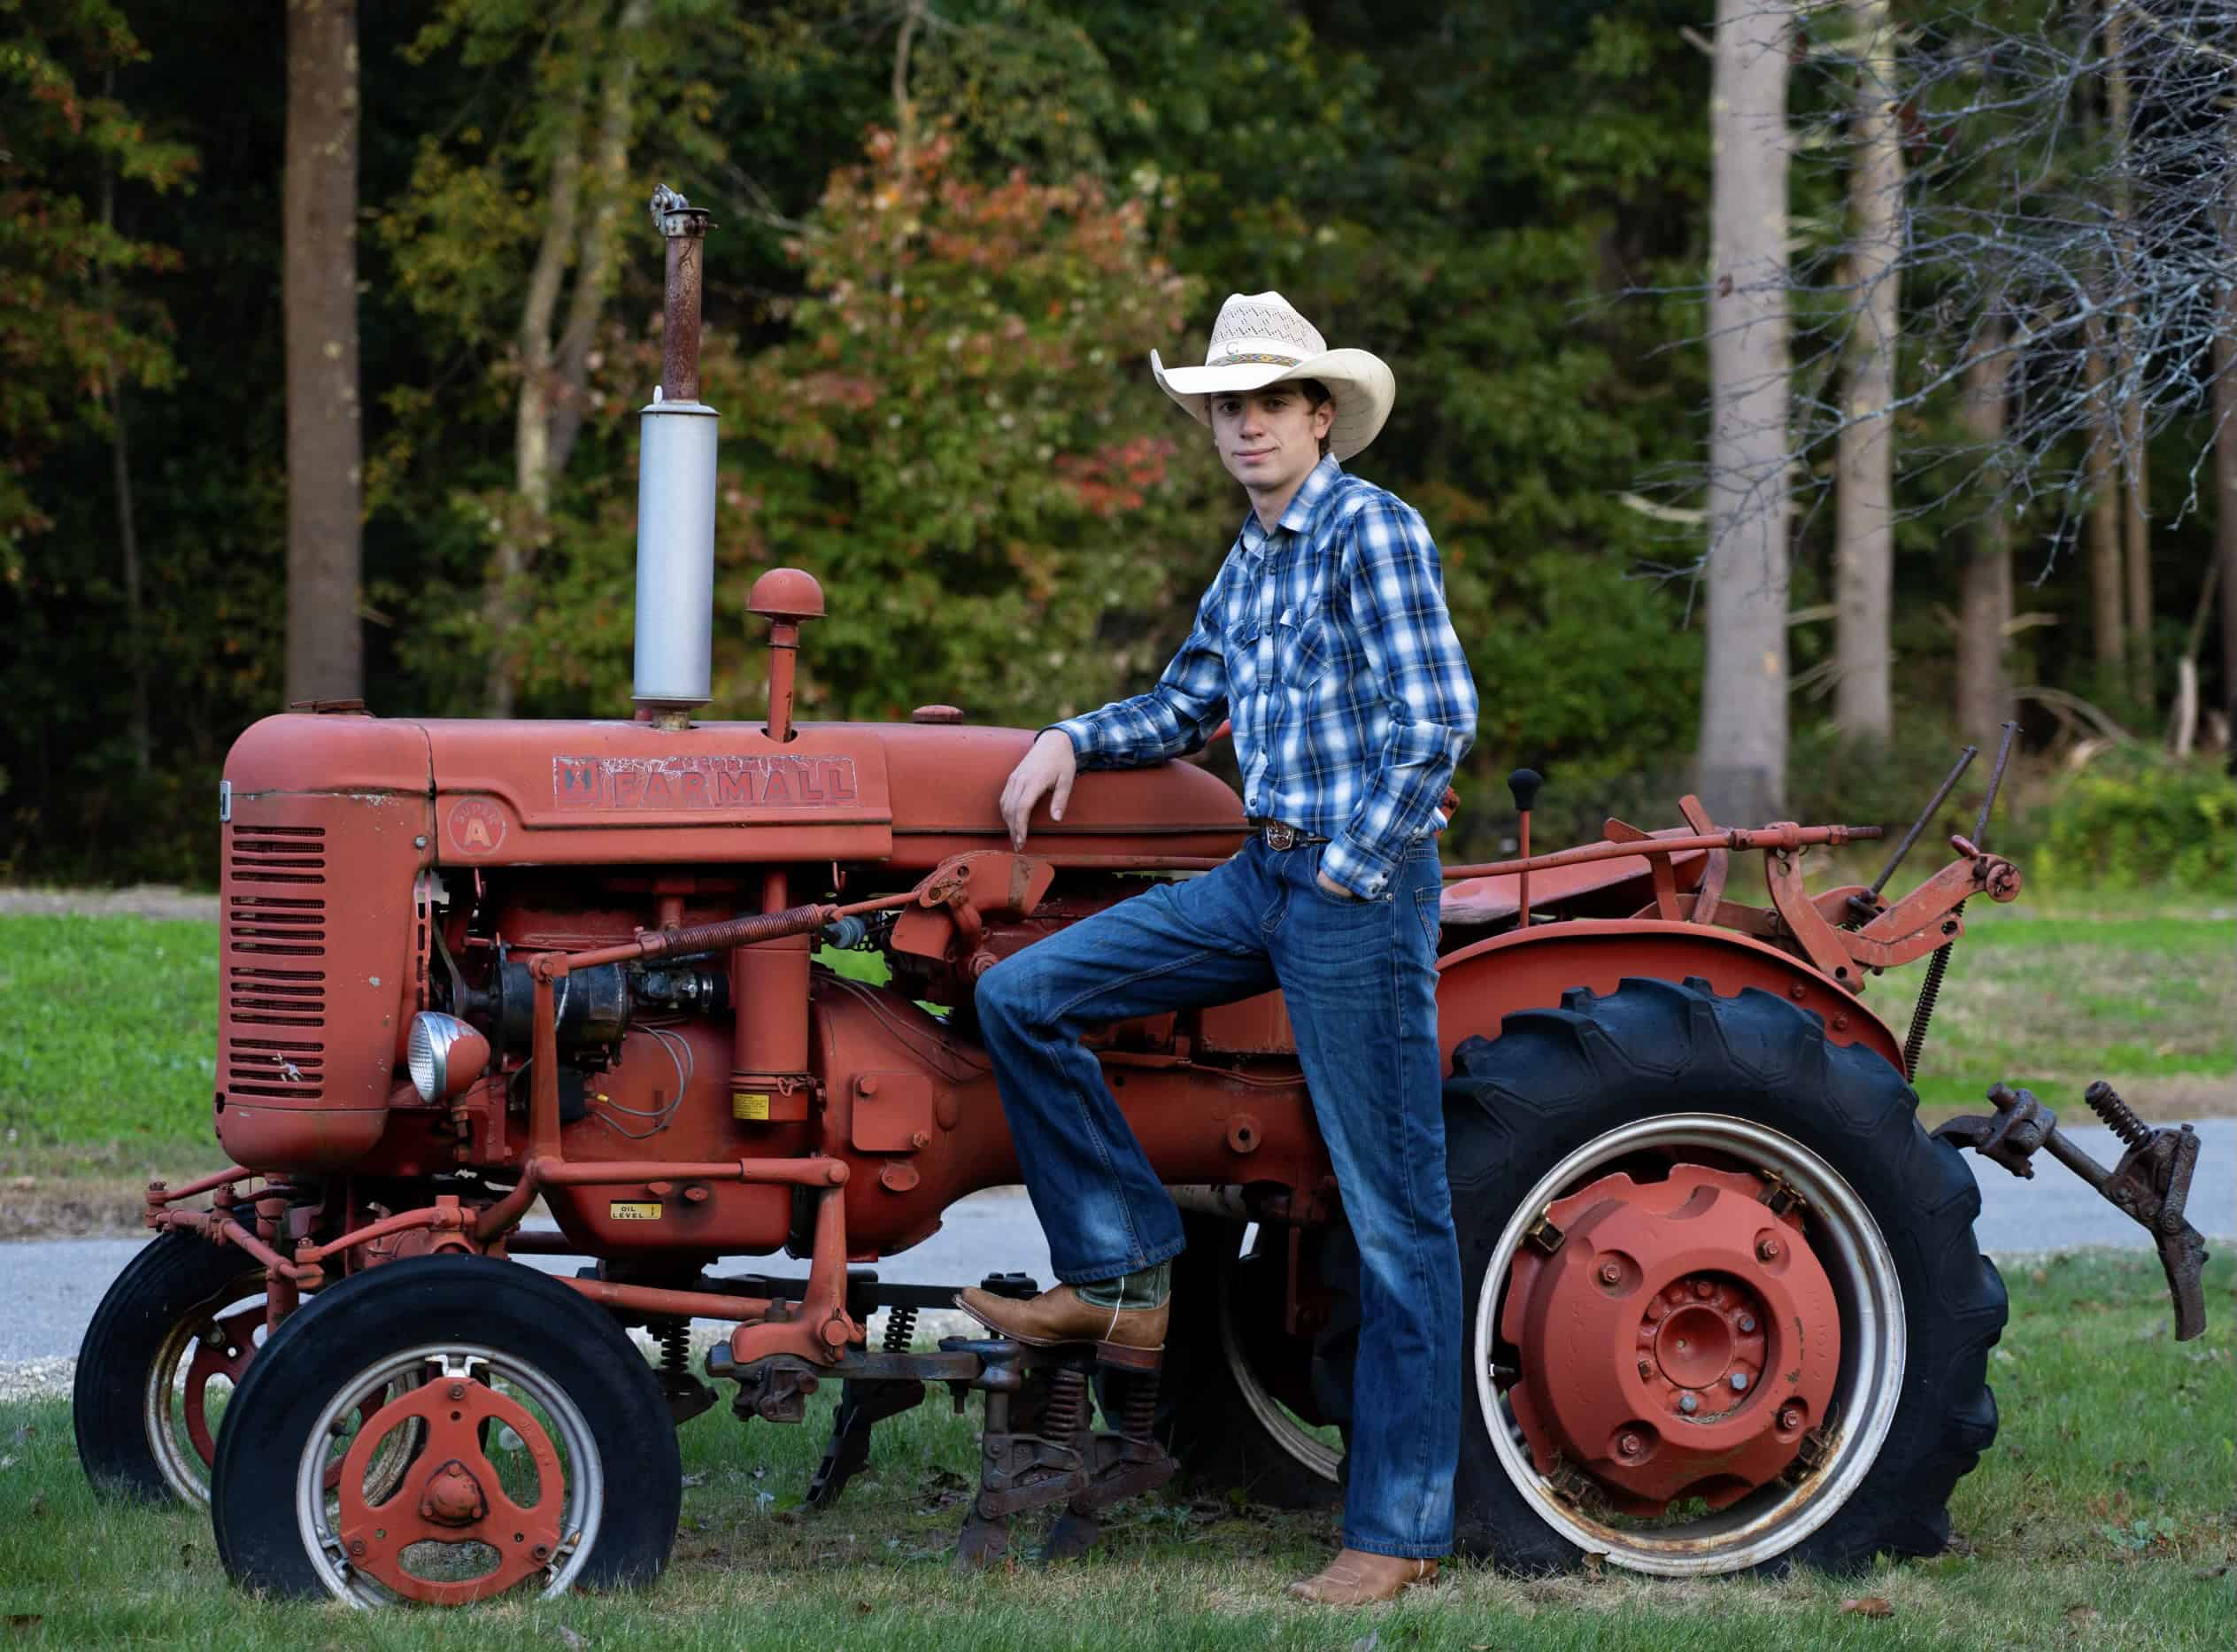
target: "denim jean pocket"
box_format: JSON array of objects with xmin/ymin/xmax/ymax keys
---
[
  {"xmin": 1306, "ymin": 845, "xmax": 1377, "ymax": 907},
  {"xmin": 1414, "ymin": 886, "xmax": 1442, "ymax": 953}
]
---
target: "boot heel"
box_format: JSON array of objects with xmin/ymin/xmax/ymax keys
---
[{"xmin": 1095, "ymin": 1340, "xmax": 1161, "ymax": 1371}]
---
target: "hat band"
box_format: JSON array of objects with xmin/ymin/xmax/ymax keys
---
[{"xmin": 1207, "ymin": 351, "xmax": 1302, "ymax": 368}]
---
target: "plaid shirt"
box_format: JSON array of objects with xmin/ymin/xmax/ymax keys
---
[{"xmin": 1055, "ymin": 457, "xmax": 1477, "ymax": 899}]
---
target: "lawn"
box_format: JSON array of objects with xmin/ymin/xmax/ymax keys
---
[{"xmin": 0, "ymin": 1250, "xmax": 2229, "ymax": 1647}]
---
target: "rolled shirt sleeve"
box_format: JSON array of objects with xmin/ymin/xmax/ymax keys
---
[{"xmin": 1317, "ymin": 498, "xmax": 1478, "ymax": 899}]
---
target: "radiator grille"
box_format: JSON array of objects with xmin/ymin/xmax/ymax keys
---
[{"xmin": 224, "ymin": 825, "xmax": 328, "ymax": 1101}]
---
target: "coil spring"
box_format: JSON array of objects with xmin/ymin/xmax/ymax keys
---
[
  {"xmin": 1902, "ymin": 936, "xmax": 1955, "ymax": 1076},
  {"xmin": 1116, "ymin": 1368, "xmax": 1161, "ymax": 1444},
  {"xmin": 1041, "ymin": 1367, "xmax": 1092, "ymax": 1441},
  {"xmin": 882, "ymin": 1305, "xmax": 919, "ymax": 1354},
  {"xmin": 2085, "ymin": 1081, "xmax": 2151, "ymax": 1150},
  {"xmin": 657, "ymin": 1318, "xmax": 690, "ymax": 1379}
]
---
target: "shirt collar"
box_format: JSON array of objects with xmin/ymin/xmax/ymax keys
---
[{"xmin": 1238, "ymin": 456, "xmax": 1345, "ymax": 555}]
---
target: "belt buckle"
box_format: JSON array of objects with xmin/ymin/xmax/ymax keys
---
[{"xmin": 1263, "ymin": 822, "xmax": 1296, "ymax": 851}]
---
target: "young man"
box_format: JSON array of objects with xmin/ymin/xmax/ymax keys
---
[{"xmin": 958, "ymin": 292, "xmax": 1478, "ymax": 1605}]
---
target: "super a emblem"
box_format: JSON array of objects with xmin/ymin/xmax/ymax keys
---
[{"xmin": 446, "ymin": 798, "xmax": 509, "ymax": 855}]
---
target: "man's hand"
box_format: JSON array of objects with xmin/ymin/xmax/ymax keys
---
[
  {"xmin": 1316, "ymin": 869, "xmax": 1364, "ymax": 902},
  {"xmin": 999, "ymin": 730, "xmax": 1077, "ymax": 849}
]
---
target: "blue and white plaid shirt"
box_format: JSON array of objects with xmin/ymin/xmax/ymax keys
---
[{"xmin": 1054, "ymin": 456, "xmax": 1477, "ymax": 899}]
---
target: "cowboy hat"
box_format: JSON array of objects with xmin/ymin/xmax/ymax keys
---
[{"xmin": 1150, "ymin": 291, "xmax": 1395, "ymax": 461}]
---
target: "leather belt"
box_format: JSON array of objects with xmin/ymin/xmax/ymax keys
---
[{"xmin": 1248, "ymin": 819, "xmax": 1330, "ymax": 851}]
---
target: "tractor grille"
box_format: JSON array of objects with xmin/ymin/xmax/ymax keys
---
[{"xmin": 224, "ymin": 824, "xmax": 328, "ymax": 1102}]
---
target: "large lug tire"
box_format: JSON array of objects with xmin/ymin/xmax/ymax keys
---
[
  {"xmin": 1153, "ymin": 1213, "xmax": 1343, "ymax": 1509},
  {"xmin": 74, "ymin": 1232, "xmax": 268, "ymax": 1504},
  {"xmin": 211, "ymin": 1254, "xmax": 681, "ymax": 1605},
  {"xmin": 1446, "ymin": 977, "xmax": 2007, "ymax": 1577}
]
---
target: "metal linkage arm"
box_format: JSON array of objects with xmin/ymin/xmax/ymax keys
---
[{"xmin": 1933, "ymin": 1082, "xmax": 2210, "ymax": 1341}]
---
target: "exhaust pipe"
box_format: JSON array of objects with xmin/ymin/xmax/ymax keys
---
[{"xmin": 633, "ymin": 184, "xmax": 717, "ymax": 723}]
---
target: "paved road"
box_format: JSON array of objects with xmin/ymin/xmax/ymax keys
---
[{"xmin": 7, "ymin": 1121, "xmax": 2229, "ymax": 1364}]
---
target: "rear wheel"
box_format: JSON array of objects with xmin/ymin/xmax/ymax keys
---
[
  {"xmin": 1155, "ymin": 1214, "xmax": 1343, "ymax": 1509},
  {"xmin": 1446, "ymin": 977, "xmax": 2006, "ymax": 1576},
  {"xmin": 211, "ymin": 1255, "xmax": 680, "ymax": 1605},
  {"xmin": 74, "ymin": 1232, "xmax": 266, "ymax": 1504}
]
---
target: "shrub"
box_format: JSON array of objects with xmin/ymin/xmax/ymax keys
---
[{"xmin": 2017, "ymin": 750, "xmax": 2236, "ymax": 891}]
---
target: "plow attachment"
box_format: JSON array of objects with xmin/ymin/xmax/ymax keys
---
[{"xmin": 1935, "ymin": 1081, "xmax": 2210, "ymax": 1340}]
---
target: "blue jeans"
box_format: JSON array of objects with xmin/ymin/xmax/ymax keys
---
[{"xmin": 973, "ymin": 835, "xmax": 1461, "ymax": 1559}]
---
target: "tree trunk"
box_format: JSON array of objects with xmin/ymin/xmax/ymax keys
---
[
  {"xmin": 2081, "ymin": 304, "xmax": 2126, "ymax": 684},
  {"xmin": 99, "ymin": 73, "xmax": 150, "ymax": 776},
  {"xmin": 283, "ymin": 0, "xmax": 363, "ymax": 706},
  {"xmin": 1955, "ymin": 319, "xmax": 2012, "ymax": 753},
  {"xmin": 2105, "ymin": 1, "xmax": 2152, "ymax": 708},
  {"xmin": 2216, "ymin": 116, "xmax": 2236, "ymax": 748},
  {"xmin": 1698, "ymin": 0, "xmax": 1793, "ymax": 826},
  {"xmin": 1832, "ymin": 0, "xmax": 1901, "ymax": 744},
  {"xmin": 485, "ymin": 0, "xmax": 649, "ymax": 716}
]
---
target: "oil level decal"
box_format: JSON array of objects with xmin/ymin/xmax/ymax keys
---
[{"xmin": 445, "ymin": 798, "xmax": 509, "ymax": 856}]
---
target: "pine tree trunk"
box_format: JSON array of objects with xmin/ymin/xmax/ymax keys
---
[
  {"xmin": 1955, "ymin": 320, "xmax": 2011, "ymax": 753},
  {"xmin": 2216, "ymin": 121, "xmax": 2236, "ymax": 745},
  {"xmin": 98, "ymin": 75, "xmax": 150, "ymax": 776},
  {"xmin": 283, "ymin": 0, "xmax": 363, "ymax": 706},
  {"xmin": 1832, "ymin": 0, "xmax": 1901, "ymax": 744},
  {"xmin": 1698, "ymin": 0, "xmax": 1793, "ymax": 825},
  {"xmin": 2105, "ymin": 2, "xmax": 2152, "ymax": 708},
  {"xmin": 2081, "ymin": 305, "xmax": 2126, "ymax": 684}
]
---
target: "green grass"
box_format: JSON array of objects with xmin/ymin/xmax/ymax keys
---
[{"xmin": 1, "ymin": 1251, "xmax": 2229, "ymax": 1645}]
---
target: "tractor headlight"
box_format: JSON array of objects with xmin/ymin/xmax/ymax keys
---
[{"xmin": 406, "ymin": 1012, "xmax": 490, "ymax": 1102}]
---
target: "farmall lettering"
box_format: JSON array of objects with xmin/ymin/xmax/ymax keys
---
[{"xmin": 552, "ymin": 753, "xmax": 858, "ymax": 813}]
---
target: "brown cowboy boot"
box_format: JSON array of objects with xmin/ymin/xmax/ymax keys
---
[
  {"xmin": 953, "ymin": 1283, "xmax": 1169, "ymax": 1369},
  {"xmin": 1286, "ymin": 1548, "xmax": 1440, "ymax": 1606}
]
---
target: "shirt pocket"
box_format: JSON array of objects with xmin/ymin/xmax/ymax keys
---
[{"xmin": 1273, "ymin": 597, "xmax": 1334, "ymax": 691}]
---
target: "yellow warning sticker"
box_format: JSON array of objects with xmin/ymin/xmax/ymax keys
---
[
  {"xmin": 608, "ymin": 1201, "xmax": 663, "ymax": 1220},
  {"xmin": 733, "ymin": 1091, "xmax": 771, "ymax": 1121}
]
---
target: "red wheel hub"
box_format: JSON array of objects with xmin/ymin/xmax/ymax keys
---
[
  {"xmin": 181, "ymin": 1306, "xmax": 262, "ymax": 1467},
  {"xmin": 335, "ymin": 1374, "xmax": 567, "ymax": 1604},
  {"xmin": 1500, "ymin": 1163, "xmax": 1842, "ymax": 1516}
]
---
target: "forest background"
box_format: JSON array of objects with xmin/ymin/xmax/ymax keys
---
[{"xmin": 4, "ymin": 0, "xmax": 2232, "ymax": 887}]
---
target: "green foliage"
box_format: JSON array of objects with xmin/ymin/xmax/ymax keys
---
[{"xmin": 2019, "ymin": 751, "xmax": 2237, "ymax": 892}]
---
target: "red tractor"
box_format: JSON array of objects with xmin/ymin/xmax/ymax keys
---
[{"xmin": 73, "ymin": 192, "xmax": 2208, "ymax": 1606}]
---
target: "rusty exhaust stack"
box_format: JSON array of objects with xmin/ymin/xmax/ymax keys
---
[{"xmin": 633, "ymin": 185, "xmax": 717, "ymax": 726}]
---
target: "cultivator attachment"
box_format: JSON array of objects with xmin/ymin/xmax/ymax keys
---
[
  {"xmin": 1936, "ymin": 1080, "xmax": 2210, "ymax": 1339},
  {"xmin": 705, "ymin": 1270, "xmax": 1177, "ymax": 1563}
]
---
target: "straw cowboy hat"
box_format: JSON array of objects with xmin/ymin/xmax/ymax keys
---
[{"xmin": 1150, "ymin": 291, "xmax": 1395, "ymax": 461}]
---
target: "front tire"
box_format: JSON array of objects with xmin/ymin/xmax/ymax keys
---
[
  {"xmin": 211, "ymin": 1255, "xmax": 680, "ymax": 1605},
  {"xmin": 74, "ymin": 1232, "xmax": 267, "ymax": 1504},
  {"xmin": 1445, "ymin": 977, "xmax": 2006, "ymax": 1576}
]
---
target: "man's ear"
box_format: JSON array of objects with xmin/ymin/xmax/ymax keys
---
[{"xmin": 1312, "ymin": 396, "xmax": 1337, "ymax": 440}]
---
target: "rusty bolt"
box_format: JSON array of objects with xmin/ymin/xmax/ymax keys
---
[
  {"xmin": 683, "ymin": 1185, "xmax": 710, "ymax": 1203},
  {"xmin": 1599, "ymin": 1262, "xmax": 1622, "ymax": 1285},
  {"xmin": 1788, "ymin": 983, "xmax": 1806, "ymax": 1000},
  {"xmin": 1678, "ymin": 1393, "xmax": 1699, "ymax": 1415},
  {"xmin": 1757, "ymin": 1236, "xmax": 1783, "ymax": 1262},
  {"xmin": 1730, "ymin": 1372, "xmax": 1749, "ymax": 1393},
  {"xmin": 1778, "ymin": 1405, "xmax": 1803, "ymax": 1431},
  {"xmin": 448, "ymin": 1382, "xmax": 467, "ymax": 1401},
  {"xmin": 1646, "ymin": 1300, "xmax": 1667, "ymax": 1321},
  {"xmin": 348, "ymin": 1539, "xmax": 366, "ymax": 1557},
  {"xmin": 912, "ymin": 1131, "xmax": 931, "ymax": 1149},
  {"xmin": 1738, "ymin": 1314, "xmax": 1757, "ymax": 1333},
  {"xmin": 1616, "ymin": 1432, "xmax": 1645, "ymax": 1458},
  {"xmin": 533, "ymin": 1544, "xmax": 550, "ymax": 1560},
  {"xmin": 1638, "ymin": 1360, "xmax": 1653, "ymax": 1379},
  {"xmin": 1693, "ymin": 1278, "xmax": 1714, "ymax": 1299}
]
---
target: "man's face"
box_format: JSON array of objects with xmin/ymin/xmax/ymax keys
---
[{"xmin": 1208, "ymin": 383, "xmax": 1335, "ymax": 499}]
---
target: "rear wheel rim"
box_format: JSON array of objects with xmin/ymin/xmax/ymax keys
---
[
  {"xmin": 295, "ymin": 1342, "xmax": 605, "ymax": 1607},
  {"xmin": 1216, "ymin": 1231, "xmax": 1342, "ymax": 1484},
  {"xmin": 1472, "ymin": 1113, "xmax": 1905, "ymax": 1576}
]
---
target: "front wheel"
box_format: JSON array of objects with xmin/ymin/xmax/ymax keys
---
[
  {"xmin": 1446, "ymin": 977, "xmax": 2007, "ymax": 1576},
  {"xmin": 211, "ymin": 1255, "xmax": 680, "ymax": 1605}
]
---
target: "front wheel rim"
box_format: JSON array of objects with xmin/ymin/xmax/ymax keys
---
[
  {"xmin": 295, "ymin": 1342, "xmax": 606, "ymax": 1608},
  {"xmin": 1216, "ymin": 1234, "xmax": 1342, "ymax": 1484},
  {"xmin": 1473, "ymin": 1113, "xmax": 1906, "ymax": 1577}
]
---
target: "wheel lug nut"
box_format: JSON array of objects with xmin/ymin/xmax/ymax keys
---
[
  {"xmin": 1637, "ymin": 1360, "xmax": 1653, "ymax": 1379},
  {"xmin": 449, "ymin": 1382, "xmax": 467, "ymax": 1401},
  {"xmin": 348, "ymin": 1539, "xmax": 366, "ymax": 1556},
  {"xmin": 1731, "ymin": 1372, "xmax": 1748, "ymax": 1392},
  {"xmin": 1617, "ymin": 1432, "xmax": 1645, "ymax": 1457},
  {"xmin": 1757, "ymin": 1237, "xmax": 1783, "ymax": 1262},
  {"xmin": 1778, "ymin": 1405, "xmax": 1802, "ymax": 1430},
  {"xmin": 1678, "ymin": 1393, "xmax": 1699, "ymax": 1415},
  {"xmin": 1693, "ymin": 1278, "xmax": 1714, "ymax": 1299},
  {"xmin": 1738, "ymin": 1315, "xmax": 1756, "ymax": 1333},
  {"xmin": 1599, "ymin": 1262, "xmax": 1622, "ymax": 1285}
]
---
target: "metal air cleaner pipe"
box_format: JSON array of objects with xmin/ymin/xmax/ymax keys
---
[{"xmin": 633, "ymin": 185, "xmax": 718, "ymax": 718}]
